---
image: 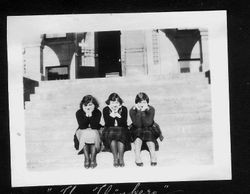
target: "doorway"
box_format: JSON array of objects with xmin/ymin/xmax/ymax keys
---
[{"xmin": 97, "ymin": 31, "xmax": 121, "ymax": 77}]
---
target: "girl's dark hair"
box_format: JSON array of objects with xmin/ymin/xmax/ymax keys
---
[
  {"xmin": 135, "ymin": 92, "xmax": 149, "ymax": 103},
  {"xmin": 80, "ymin": 95, "xmax": 99, "ymax": 109},
  {"xmin": 105, "ymin": 93, "xmax": 124, "ymax": 105}
]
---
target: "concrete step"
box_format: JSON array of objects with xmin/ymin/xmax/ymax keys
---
[
  {"xmin": 25, "ymin": 107, "xmax": 212, "ymax": 127},
  {"xmin": 35, "ymin": 75, "xmax": 209, "ymax": 97},
  {"xmin": 26, "ymin": 133, "xmax": 213, "ymax": 170},
  {"xmin": 24, "ymin": 110, "xmax": 211, "ymax": 125},
  {"xmin": 28, "ymin": 88, "xmax": 210, "ymax": 107},
  {"xmin": 35, "ymin": 89, "xmax": 205, "ymax": 101},
  {"xmin": 25, "ymin": 120, "xmax": 211, "ymax": 142},
  {"xmin": 25, "ymin": 119, "xmax": 213, "ymax": 170},
  {"xmin": 25, "ymin": 96, "xmax": 211, "ymax": 113},
  {"xmin": 25, "ymin": 110, "xmax": 211, "ymax": 125},
  {"xmin": 38, "ymin": 73, "xmax": 208, "ymax": 88},
  {"xmin": 24, "ymin": 73, "xmax": 212, "ymax": 171},
  {"xmin": 36, "ymin": 79, "xmax": 209, "ymax": 91},
  {"xmin": 25, "ymin": 108, "xmax": 211, "ymax": 122},
  {"xmin": 31, "ymin": 86, "xmax": 207, "ymax": 101}
]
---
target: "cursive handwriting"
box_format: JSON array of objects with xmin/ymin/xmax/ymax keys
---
[
  {"xmin": 92, "ymin": 183, "xmax": 180, "ymax": 194},
  {"xmin": 60, "ymin": 185, "xmax": 77, "ymax": 194},
  {"xmin": 47, "ymin": 183, "xmax": 184, "ymax": 194}
]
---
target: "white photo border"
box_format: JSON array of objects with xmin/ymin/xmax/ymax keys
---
[{"xmin": 7, "ymin": 11, "xmax": 231, "ymax": 187}]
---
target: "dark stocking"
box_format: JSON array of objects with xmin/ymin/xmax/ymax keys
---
[
  {"xmin": 110, "ymin": 140, "xmax": 119, "ymax": 167},
  {"xmin": 90, "ymin": 144, "xmax": 97, "ymax": 168},
  {"xmin": 82, "ymin": 144, "xmax": 90, "ymax": 168},
  {"xmin": 117, "ymin": 141, "xmax": 125, "ymax": 167}
]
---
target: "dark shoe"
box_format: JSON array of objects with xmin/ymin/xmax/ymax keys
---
[
  {"xmin": 74, "ymin": 134, "xmax": 79, "ymax": 150},
  {"xmin": 119, "ymin": 161, "xmax": 125, "ymax": 167},
  {"xmin": 78, "ymin": 149, "xmax": 84, "ymax": 155},
  {"xmin": 84, "ymin": 161, "xmax": 90, "ymax": 169},
  {"xmin": 135, "ymin": 162, "xmax": 143, "ymax": 167},
  {"xmin": 113, "ymin": 160, "xmax": 119, "ymax": 167},
  {"xmin": 118, "ymin": 157, "xmax": 125, "ymax": 167},
  {"xmin": 90, "ymin": 161, "xmax": 97, "ymax": 168},
  {"xmin": 84, "ymin": 157, "xmax": 90, "ymax": 169},
  {"xmin": 151, "ymin": 162, "xmax": 157, "ymax": 166}
]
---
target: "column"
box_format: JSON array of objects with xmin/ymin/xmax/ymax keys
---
[
  {"xmin": 120, "ymin": 31, "xmax": 126, "ymax": 76},
  {"xmin": 200, "ymin": 29, "xmax": 209, "ymax": 72},
  {"xmin": 70, "ymin": 53, "xmax": 76, "ymax": 80}
]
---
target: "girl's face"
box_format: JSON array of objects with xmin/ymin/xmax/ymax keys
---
[
  {"xmin": 82, "ymin": 102, "xmax": 95, "ymax": 112},
  {"xmin": 109, "ymin": 100, "xmax": 120, "ymax": 110},
  {"xmin": 137, "ymin": 100, "xmax": 148, "ymax": 109}
]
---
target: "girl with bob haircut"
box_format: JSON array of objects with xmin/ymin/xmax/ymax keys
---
[
  {"xmin": 129, "ymin": 92, "xmax": 164, "ymax": 167},
  {"xmin": 74, "ymin": 95, "xmax": 102, "ymax": 169},
  {"xmin": 102, "ymin": 93, "xmax": 131, "ymax": 167}
]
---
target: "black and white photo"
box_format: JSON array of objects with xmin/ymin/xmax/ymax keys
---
[{"xmin": 7, "ymin": 11, "xmax": 231, "ymax": 186}]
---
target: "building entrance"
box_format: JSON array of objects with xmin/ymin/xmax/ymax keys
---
[{"xmin": 97, "ymin": 31, "xmax": 122, "ymax": 77}]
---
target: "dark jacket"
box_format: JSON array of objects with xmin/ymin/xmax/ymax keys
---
[
  {"xmin": 75, "ymin": 108, "xmax": 102, "ymax": 130},
  {"xmin": 103, "ymin": 106, "xmax": 128, "ymax": 127}
]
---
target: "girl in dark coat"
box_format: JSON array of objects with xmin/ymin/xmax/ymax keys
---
[
  {"xmin": 129, "ymin": 92, "xmax": 164, "ymax": 167},
  {"xmin": 75, "ymin": 95, "xmax": 102, "ymax": 169},
  {"xmin": 102, "ymin": 93, "xmax": 131, "ymax": 167}
]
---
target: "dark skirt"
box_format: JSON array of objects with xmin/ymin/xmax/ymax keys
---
[
  {"xmin": 101, "ymin": 126, "xmax": 131, "ymax": 152},
  {"xmin": 129, "ymin": 123, "xmax": 161, "ymax": 151}
]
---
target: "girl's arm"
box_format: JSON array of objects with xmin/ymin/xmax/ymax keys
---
[
  {"xmin": 129, "ymin": 107, "xmax": 142, "ymax": 128},
  {"xmin": 76, "ymin": 110, "xmax": 88, "ymax": 129},
  {"xmin": 90, "ymin": 109, "xmax": 102, "ymax": 129},
  {"xmin": 103, "ymin": 106, "xmax": 115, "ymax": 127},
  {"xmin": 141, "ymin": 106, "xmax": 155, "ymax": 127},
  {"xmin": 116, "ymin": 106, "xmax": 128, "ymax": 127}
]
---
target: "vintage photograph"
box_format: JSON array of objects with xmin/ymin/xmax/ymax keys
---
[{"xmin": 8, "ymin": 12, "xmax": 231, "ymax": 186}]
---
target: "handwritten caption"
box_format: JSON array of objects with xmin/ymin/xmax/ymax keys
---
[{"xmin": 47, "ymin": 183, "xmax": 184, "ymax": 194}]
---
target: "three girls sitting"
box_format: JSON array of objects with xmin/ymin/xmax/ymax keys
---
[{"xmin": 74, "ymin": 92, "xmax": 164, "ymax": 169}]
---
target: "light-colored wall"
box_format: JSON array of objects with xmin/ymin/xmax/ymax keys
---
[
  {"xmin": 146, "ymin": 30, "xmax": 161, "ymax": 75},
  {"xmin": 159, "ymin": 31, "xmax": 179, "ymax": 74},
  {"xmin": 190, "ymin": 40, "xmax": 201, "ymax": 72},
  {"xmin": 43, "ymin": 46, "xmax": 60, "ymax": 79},
  {"xmin": 191, "ymin": 41, "xmax": 200, "ymax": 59},
  {"xmin": 23, "ymin": 45, "xmax": 41, "ymax": 81},
  {"xmin": 121, "ymin": 30, "xmax": 147, "ymax": 76}
]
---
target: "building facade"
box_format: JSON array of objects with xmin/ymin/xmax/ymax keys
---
[{"xmin": 23, "ymin": 28, "xmax": 209, "ymax": 82}]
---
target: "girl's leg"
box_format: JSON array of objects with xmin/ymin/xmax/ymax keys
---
[
  {"xmin": 117, "ymin": 141, "xmax": 125, "ymax": 167},
  {"xmin": 110, "ymin": 140, "xmax": 119, "ymax": 167},
  {"xmin": 90, "ymin": 144, "xmax": 97, "ymax": 168},
  {"xmin": 146, "ymin": 141, "xmax": 157, "ymax": 166},
  {"xmin": 82, "ymin": 144, "xmax": 90, "ymax": 168},
  {"xmin": 134, "ymin": 138, "xmax": 143, "ymax": 166}
]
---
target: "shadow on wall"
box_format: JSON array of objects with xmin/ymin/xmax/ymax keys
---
[{"xmin": 23, "ymin": 77, "xmax": 39, "ymax": 108}]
